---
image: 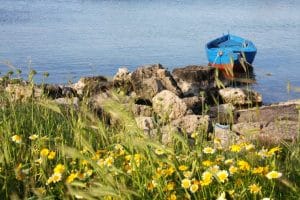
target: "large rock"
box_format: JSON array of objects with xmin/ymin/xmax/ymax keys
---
[
  {"xmin": 54, "ymin": 97, "xmax": 80, "ymax": 109},
  {"xmin": 172, "ymin": 65, "xmax": 216, "ymax": 96},
  {"xmin": 209, "ymin": 103, "xmax": 236, "ymax": 124},
  {"xmin": 6, "ymin": 84, "xmax": 32, "ymax": 101},
  {"xmin": 232, "ymin": 100, "xmax": 300, "ymax": 145},
  {"xmin": 235, "ymin": 100, "xmax": 300, "ymax": 123},
  {"xmin": 5, "ymin": 84, "xmax": 42, "ymax": 101},
  {"xmin": 131, "ymin": 64, "xmax": 182, "ymax": 100},
  {"xmin": 182, "ymin": 96, "xmax": 205, "ymax": 115},
  {"xmin": 152, "ymin": 90, "xmax": 187, "ymax": 121},
  {"xmin": 43, "ymin": 84, "xmax": 63, "ymax": 99},
  {"xmin": 218, "ymin": 87, "xmax": 262, "ymax": 106},
  {"xmin": 113, "ymin": 67, "xmax": 133, "ymax": 93},
  {"xmin": 170, "ymin": 114, "xmax": 210, "ymax": 135},
  {"xmin": 131, "ymin": 104, "xmax": 153, "ymax": 117},
  {"xmin": 72, "ymin": 76, "xmax": 112, "ymax": 96},
  {"xmin": 135, "ymin": 116, "xmax": 155, "ymax": 137}
]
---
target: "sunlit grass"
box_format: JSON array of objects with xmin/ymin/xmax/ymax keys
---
[{"xmin": 0, "ymin": 69, "xmax": 299, "ymax": 199}]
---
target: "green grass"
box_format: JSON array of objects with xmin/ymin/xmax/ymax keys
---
[{"xmin": 0, "ymin": 85, "xmax": 299, "ymax": 200}]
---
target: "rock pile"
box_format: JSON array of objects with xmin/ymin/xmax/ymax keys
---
[{"xmin": 2, "ymin": 63, "xmax": 299, "ymax": 146}]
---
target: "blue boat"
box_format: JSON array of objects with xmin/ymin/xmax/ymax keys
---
[{"xmin": 205, "ymin": 34, "xmax": 257, "ymax": 72}]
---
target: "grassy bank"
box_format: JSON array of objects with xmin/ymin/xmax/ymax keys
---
[{"xmin": 0, "ymin": 86, "xmax": 300, "ymax": 199}]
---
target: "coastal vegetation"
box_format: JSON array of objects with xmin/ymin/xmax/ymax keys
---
[{"xmin": 0, "ymin": 68, "xmax": 299, "ymax": 200}]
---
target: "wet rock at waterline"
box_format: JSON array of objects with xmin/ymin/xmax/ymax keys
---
[
  {"xmin": 113, "ymin": 67, "xmax": 133, "ymax": 93},
  {"xmin": 72, "ymin": 76, "xmax": 112, "ymax": 96},
  {"xmin": 131, "ymin": 64, "xmax": 182, "ymax": 100},
  {"xmin": 218, "ymin": 87, "xmax": 262, "ymax": 106},
  {"xmin": 172, "ymin": 65, "xmax": 217, "ymax": 96}
]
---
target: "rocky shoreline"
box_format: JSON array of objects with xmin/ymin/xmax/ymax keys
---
[{"xmin": 2, "ymin": 64, "xmax": 299, "ymax": 146}]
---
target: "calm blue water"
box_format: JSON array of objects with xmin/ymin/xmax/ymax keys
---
[{"xmin": 0, "ymin": 0, "xmax": 299, "ymax": 103}]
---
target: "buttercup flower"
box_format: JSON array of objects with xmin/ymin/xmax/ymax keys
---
[
  {"xmin": 40, "ymin": 148, "xmax": 50, "ymax": 157},
  {"xmin": 54, "ymin": 164, "xmax": 65, "ymax": 174},
  {"xmin": 66, "ymin": 172, "xmax": 78, "ymax": 183},
  {"xmin": 48, "ymin": 151, "xmax": 56, "ymax": 160}
]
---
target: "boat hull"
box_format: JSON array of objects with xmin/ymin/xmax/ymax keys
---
[{"xmin": 206, "ymin": 34, "xmax": 257, "ymax": 72}]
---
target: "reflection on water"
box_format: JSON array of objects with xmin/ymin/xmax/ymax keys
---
[{"xmin": 0, "ymin": 0, "xmax": 299, "ymax": 103}]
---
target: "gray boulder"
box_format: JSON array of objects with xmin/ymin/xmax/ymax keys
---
[
  {"xmin": 232, "ymin": 100, "xmax": 300, "ymax": 145},
  {"xmin": 172, "ymin": 65, "xmax": 216, "ymax": 96},
  {"xmin": 182, "ymin": 96, "xmax": 205, "ymax": 115},
  {"xmin": 218, "ymin": 87, "xmax": 262, "ymax": 106},
  {"xmin": 152, "ymin": 90, "xmax": 187, "ymax": 121},
  {"xmin": 72, "ymin": 76, "xmax": 112, "ymax": 96},
  {"xmin": 170, "ymin": 114, "xmax": 210, "ymax": 135},
  {"xmin": 131, "ymin": 64, "xmax": 182, "ymax": 100},
  {"xmin": 113, "ymin": 67, "xmax": 133, "ymax": 93}
]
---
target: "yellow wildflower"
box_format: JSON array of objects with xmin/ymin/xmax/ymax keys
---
[
  {"xmin": 202, "ymin": 160, "xmax": 213, "ymax": 167},
  {"xmin": 209, "ymin": 165, "xmax": 220, "ymax": 173},
  {"xmin": 257, "ymin": 148, "xmax": 269, "ymax": 158},
  {"xmin": 104, "ymin": 156, "xmax": 114, "ymax": 167},
  {"xmin": 181, "ymin": 178, "xmax": 191, "ymax": 189},
  {"xmin": 66, "ymin": 172, "xmax": 78, "ymax": 183},
  {"xmin": 35, "ymin": 158, "xmax": 43, "ymax": 164},
  {"xmin": 40, "ymin": 148, "xmax": 50, "ymax": 157},
  {"xmin": 147, "ymin": 180, "xmax": 157, "ymax": 191},
  {"xmin": 201, "ymin": 171, "xmax": 213, "ymax": 186},
  {"xmin": 237, "ymin": 160, "xmax": 250, "ymax": 171},
  {"xmin": 252, "ymin": 167, "xmax": 264, "ymax": 175},
  {"xmin": 179, "ymin": 165, "xmax": 188, "ymax": 171},
  {"xmin": 267, "ymin": 146, "xmax": 281, "ymax": 156},
  {"xmin": 166, "ymin": 181, "xmax": 175, "ymax": 191},
  {"xmin": 47, "ymin": 173, "xmax": 62, "ymax": 185},
  {"xmin": 191, "ymin": 131, "xmax": 199, "ymax": 138},
  {"xmin": 248, "ymin": 183, "xmax": 261, "ymax": 194},
  {"xmin": 29, "ymin": 134, "xmax": 39, "ymax": 140},
  {"xmin": 155, "ymin": 148, "xmax": 165, "ymax": 155},
  {"xmin": 165, "ymin": 166, "xmax": 175, "ymax": 176},
  {"xmin": 11, "ymin": 135, "xmax": 22, "ymax": 144},
  {"xmin": 48, "ymin": 151, "xmax": 56, "ymax": 160},
  {"xmin": 230, "ymin": 144, "xmax": 242, "ymax": 152},
  {"xmin": 216, "ymin": 155, "xmax": 225, "ymax": 162},
  {"xmin": 183, "ymin": 171, "xmax": 192, "ymax": 178},
  {"xmin": 216, "ymin": 170, "xmax": 229, "ymax": 183},
  {"xmin": 224, "ymin": 159, "xmax": 234, "ymax": 165},
  {"xmin": 245, "ymin": 143, "xmax": 255, "ymax": 151},
  {"xmin": 167, "ymin": 193, "xmax": 177, "ymax": 200},
  {"xmin": 217, "ymin": 192, "xmax": 226, "ymax": 200},
  {"xmin": 266, "ymin": 171, "xmax": 282, "ymax": 179},
  {"xmin": 190, "ymin": 183, "xmax": 199, "ymax": 193},
  {"xmin": 54, "ymin": 164, "xmax": 65, "ymax": 174},
  {"xmin": 203, "ymin": 147, "xmax": 216, "ymax": 154},
  {"xmin": 229, "ymin": 165, "xmax": 238, "ymax": 175}
]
